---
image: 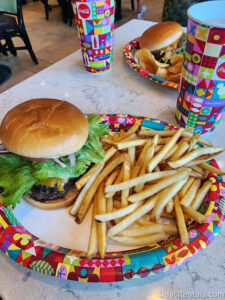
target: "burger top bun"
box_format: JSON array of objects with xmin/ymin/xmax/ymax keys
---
[
  {"xmin": 0, "ymin": 98, "xmax": 89, "ymax": 159},
  {"xmin": 139, "ymin": 21, "xmax": 184, "ymax": 53}
]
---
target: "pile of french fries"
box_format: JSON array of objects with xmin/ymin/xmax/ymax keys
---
[
  {"xmin": 135, "ymin": 48, "xmax": 183, "ymax": 83},
  {"xmin": 69, "ymin": 124, "xmax": 225, "ymax": 258}
]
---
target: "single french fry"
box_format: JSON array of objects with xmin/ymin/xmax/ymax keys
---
[
  {"xmin": 168, "ymin": 147, "xmax": 225, "ymax": 169},
  {"xmin": 110, "ymin": 232, "xmax": 168, "ymax": 246},
  {"xmin": 111, "ymin": 124, "xmax": 139, "ymax": 143},
  {"xmin": 106, "ymin": 197, "xmax": 113, "ymax": 216},
  {"xmin": 95, "ymin": 202, "xmax": 141, "ymax": 222},
  {"xmin": 128, "ymin": 168, "xmax": 190, "ymax": 203},
  {"xmin": 187, "ymin": 132, "xmax": 201, "ymax": 152},
  {"xmin": 139, "ymin": 129, "xmax": 176, "ymax": 137},
  {"xmin": 111, "ymin": 132, "xmax": 137, "ymax": 144},
  {"xmin": 75, "ymin": 146, "xmax": 117, "ymax": 190},
  {"xmin": 132, "ymin": 140, "xmax": 152, "ymax": 179},
  {"xmin": 182, "ymin": 131, "xmax": 212, "ymax": 147},
  {"xmin": 198, "ymin": 162, "xmax": 225, "ymax": 176},
  {"xmin": 107, "ymin": 195, "xmax": 158, "ymax": 237},
  {"xmin": 116, "ymin": 139, "xmax": 149, "ymax": 150},
  {"xmin": 105, "ymin": 164, "xmax": 124, "ymax": 198},
  {"xmin": 120, "ymin": 223, "xmax": 177, "ymax": 236},
  {"xmin": 105, "ymin": 170, "xmax": 177, "ymax": 194},
  {"xmin": 178, "ymin": 176, "xmax": 195, "ymax": 198},
  {"xmin": 86, "ymin": 193, "xmax": 98, "ymax": 258},
  {"xmin": 173, "ymin": 194, "xmax": 189, "ymax": 245},
  {"xmin": 184, "ymin": 152, "xmax": 224, "ymax": 167},
  {"xmin": 100, "ymin": 136, "xmax": 115, "ymax": 145},
  {"xmin": 191, "ymin": 165, "xmax": 205, "ymax": 176},
  {"xmin": 170, "ymin": 140, "xmax": 189, "ymax": 161},
  {"xmin": 158, "ymin": 137, "xmax": 172, "ymax": 145},
  {"xmin": 76, "ymin": 154, "xmax": 124, "ymax": 224},
  {"xmin": 127, "ymin": 123, "xmax": 139, "ymax": 133},
  {"xmin": 128, "ymin": 146, "xmax": 135, "ymax": 169},
  {"xmin": 105, "ymin": 168, "xmax": 120, "ymax": 186},
  {"xmin": 163, "ymin": 143, "xmax": 179, "ymax": 160},
  {"xmin": 166, "ymin": 198, "xmax": 174, "ymax": 214},
  {"xmin": 180, "ymin": 178, "xmax": 201, "ymax": 207},
  {"xmin": 70, "ymin": 164, "xmax": 104, "ymax": 216},
  {"xmin": 135, "ymin": 139, "xmax": 157, "ymax": 192},
  {"xmin": 190, "ymin": 170, "xmax": 203, "ymax": 178},
  {"xmin": 182, "ymin": 206, "xmax": 207, "ymax": 224},
  {"xmin": 148, "ymin": 128, "xmax": 184, "ymax": 172},
  {"xmin": 97, "ymin": 182, "xmax": 107, "ymax": 258},
  {"xmin": 121, "ymin": 154, "xmax": 131, "ymax": 207},
  {"xmin": 150, "ymin": 178, "xmax": 188, "ymax": 221},
  {"xmin": 191, "ymin": 180, "xmax": 212, "ymax": 210},
  {"xmin": 139, "ymin": 129, "xmax": 212, "ymax": 147}
]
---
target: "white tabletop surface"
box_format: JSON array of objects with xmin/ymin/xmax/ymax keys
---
[{"xmin": 0, "ymin": 19, "xmax": 225, "ymax": 300}]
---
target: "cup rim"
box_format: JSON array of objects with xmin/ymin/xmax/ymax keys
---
[{"xmin": 187, "ymin": 0, "xmax": 225, "ymax": 28}]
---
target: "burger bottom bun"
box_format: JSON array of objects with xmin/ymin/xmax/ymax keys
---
[{"xmin": 23, "ymin": 189, "xmax": 78, "ymax": 210}]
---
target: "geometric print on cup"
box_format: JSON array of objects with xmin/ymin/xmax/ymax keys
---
[
  {"xmin": 198, "ymin": 66, "xmax": 214, "ymax": 79},
  {"xmin": 184, "ymin": 69, "xmax": 198, "ymax": 85},
  {"xmin": 211, "ymin": 82, "xmax": 225, "ymax": 99},
  {"xmin": 184, "ymin": 91, "xmax": 193, "ymax": 106},
  {"xmin": 200, "ymin": 107, "xmax": 212, "ymax": 115},
  {"xmin": 187, "ymin": 112, "xmax": 198, "ymax": 128},
  {"xmin": 202, "ymin": 55, "xmax": 218, "ymax": 69},
  {"xmin": 190, "ymin": 96, "xmax": 204, "ymax": 113},
  {"xmin": 185, "ymin": 51, "xmax": 192, "ymax": 61},
  {"xmin": 220, "ymin": 45, "xmax": 225, "ymax": 59},
  {"xmin": 186, "ymin": 61, "xmax": 200, "ymax": 76},
  {"xmin": 212, "ymin": 58, "xmax": 225, "ymax": 80},
  {"xmin": 195, "ymin": 87, "xmax": 207, "ymax": 98},
  {"xmin": 196, "ymin": 25, "xmax": 209, "ymax": 42},
  {"xmin": 208, "ymin": 27, "xmax": 225, "ymax": 45},
  {"xmin": 193, "ymin": 39, "xmax": 206, "ymax": 54},
  {"xmin": 186, "ymin": 40, "xmax": 194, "ymax": 55},
  {"xmin": 192, "ymin": 52, "xmax": 202, "ymax": 65},
  {"xmin": 188, "ymin": 18, "xmax": 198, "ymax": 37},
  {"xmin": 204, "ymin": 43, "xmax": 222, "ymax": 57},
  {"xmin": 197, "ymin": 77, "xmax": 215, "ymax": 89},
  {"xmin": 177, "ymin": 101, "xmax": 189, "ymax": 116}
]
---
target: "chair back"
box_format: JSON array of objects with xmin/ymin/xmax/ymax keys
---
[{"xmin": 0, "ymin": 0, "xmax": 17, "ymax": 14}]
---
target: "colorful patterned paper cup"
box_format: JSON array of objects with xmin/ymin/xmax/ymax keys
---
[
  {"xmin": 175, "ymin": 1, "xmax": 225, "ymax": 134},
  {"xmin": 71, "ymin": 0, "xmax": 115, "ymax": 74}
]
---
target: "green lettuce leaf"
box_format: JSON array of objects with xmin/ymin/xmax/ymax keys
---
[{"xmin": 0, "ymin": 114, "xmax": 108, "ymax": 208}]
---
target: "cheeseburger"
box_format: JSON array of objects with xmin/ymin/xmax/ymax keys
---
[
  {"xmin": 139, "ymin": 21, "xmax": 185, "ymax": 61},
  {"xmin": 0, "ymin": 98, "xmax": 108, "ymax": 209}
]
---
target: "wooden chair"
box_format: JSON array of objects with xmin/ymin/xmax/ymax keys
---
[
  {"xmin": 0, "ymin": 0, "xmax": 38, "ymax": 64},
  {"xmin": 40, "ymin": 0, "xmax": 62, "ymax": 21},
  {"xmin": 115, "ymin": 0, "xmax": 135, "ymax": 21}
]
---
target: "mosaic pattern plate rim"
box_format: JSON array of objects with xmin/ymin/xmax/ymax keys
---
[{"xmin": 0, "ymin": 114, "xmax": 224, "ymax": 283}]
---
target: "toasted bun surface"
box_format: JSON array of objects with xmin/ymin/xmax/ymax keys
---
[
  {"xmin": 0, "ymin": 98, "xmax": 89, "ymax": 158},
  {"xmin": 23, "ymin": 189, "xmax": 78, "ymax": 210},
  {"xmin": 139, "ymin": 21, "xmax": 183, "ymax": 52}
]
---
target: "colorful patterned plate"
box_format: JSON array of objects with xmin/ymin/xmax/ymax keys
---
[
  {"xmin": 123, "ymin": 37, "xmax": 179, "ymax": 89},
  {"xmin": 0, "ymin": 115, "xmax": 224, "ymax": 282}
]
